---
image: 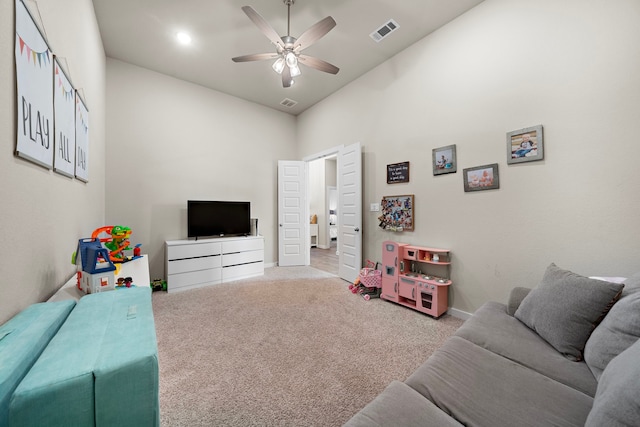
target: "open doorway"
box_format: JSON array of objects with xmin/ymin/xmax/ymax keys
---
[
  {"xmin": 279, "ymin": 142, "xmax": 360, "ymax": 281},
  {"xmin": 307, "ymin": 155, "xmax": 339, "ymax": 275}
]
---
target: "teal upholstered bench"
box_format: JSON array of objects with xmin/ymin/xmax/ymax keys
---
[
  {"xmin": 9, "ymin": 287, "xmax": 159, "ymax": 427},
  {"xmin": 0, "ymin": 300, "xmax": 76, "ymax": 426}
]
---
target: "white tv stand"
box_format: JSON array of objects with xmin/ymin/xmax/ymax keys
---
[{"xmin": 165, "ymin": 235, "xmax": 264, "ymax": 293}]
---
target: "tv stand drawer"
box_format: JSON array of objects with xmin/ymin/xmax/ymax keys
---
[
  {"xmin": 167, "ymin": 242, "xmax": 221, "ymax": 260},
  {"xmin": 168, "ymin": 268, "xmax": 222, "ymax": 291},
  {"xmin": 168, "ymin": 255, "xmax": 221, "ymax": 275},
  {"xmin": 223, "ymin": 250, "xmax": 263, "ymax": 267},
  {"xmin": 223, "ymin": 238, "xmax": 263, "ymax": 254}
]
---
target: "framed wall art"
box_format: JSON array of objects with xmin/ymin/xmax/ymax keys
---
[
  {"xmin": 507, "ymin": 124, "xmax": 543, "ymax": 164},
  {"xmin": 15, "ymin": 0, "xmax": 54, "ymax": 169},
  {"xmin": 387, "ymin": 161, "xmax": 409, "ymax": 184},
  {"xmin": 378, "ymin": 194, "xmax": 414, "ymax": 231},
  {"xmin": 463, "ymin": 163, "xmax": 499, "ymax": 192},
  {"xmin": 53, "ymin": 57, "xmax": 76, "ymax": 178},
  {"xmin": 432, "ymin": 144, "xmax": 457, "ymax": 175},
  {"xmin": 74, "ymin": 93, "xmax": 89, "ymax": 182}
]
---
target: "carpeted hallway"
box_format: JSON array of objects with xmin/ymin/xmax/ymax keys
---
[{"xmin": 152, "ymin": 266, "xmax": 463, "ymax": 426}]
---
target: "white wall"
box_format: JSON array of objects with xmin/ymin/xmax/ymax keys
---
[
  {"xmin": 0, "ymin": 0, "xmax": 106, "ymax": 324},
  {"xmin": 105, "ymin": 59, "xmax": 297, "ymax": 280},
  {"xmin": 297, "ymin": 0, "xmax": 640, "ymax": 313}
]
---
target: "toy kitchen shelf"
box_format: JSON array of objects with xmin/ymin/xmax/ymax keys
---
[{"xmin": 381, "ymin": 241, "xmax": 452, "ymax": 318}]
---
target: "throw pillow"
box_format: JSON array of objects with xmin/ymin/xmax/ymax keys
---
[
  {"xmin": 514, "ymin": 263, "xmax": 624, "ymax": 361},
  {"xmin": 584, "ymin": 279, "xmax": 640, "ymax": 380},
  {"xmin": 585, "ymin": 338, "xmax": 640, "ymax": 426}
]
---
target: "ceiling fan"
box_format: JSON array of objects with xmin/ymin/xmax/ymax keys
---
[{"xmin": 232, "ymin": 0, "xmax": 339, "ymax": 88}]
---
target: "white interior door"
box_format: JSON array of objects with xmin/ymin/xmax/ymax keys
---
[
  {"xmin": 278, "ymin": 160, "xmax": 307, "ymax": 266},
  {"xmin": 338, "ymin": 142, "xmax": 362, "ymax": 282}
]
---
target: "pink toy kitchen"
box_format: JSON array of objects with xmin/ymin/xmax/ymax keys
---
[{"xmin": 381, "ymin": 240, "xmax": 452, "ymax": 318}]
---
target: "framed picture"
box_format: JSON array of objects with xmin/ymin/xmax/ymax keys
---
[
  {"xmin": 387, "ymin": 161, "xmax": 409, "ymax": 184},
  {"xmin": 74, "ymin": 93, "xmax": 89, "ymax": 182},
  {"xmin": 463, "ymin": 163, "xmax": 499, "ymax": 192},
  {"xmin": 15, "ymin": 0, "xmax": 54, "ymax": 169},
  {"xmin": 432, "ymin": 144, "xmax": 457, "ymax": 175},
  {"xmin": 378, "ymin": 195, "xmax": 414, "ymax": 231},
  {"xmin": 507, "ymin": 124, "xmax": 543, "ymax": 164}
]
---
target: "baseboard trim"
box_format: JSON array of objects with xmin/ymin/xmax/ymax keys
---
[
  {"xmin": 265, "ymin": 262, "xmax": 277, "ymax": 269},
  {"xmin": 448, "ymin": 307, "xmax": 473, "ymax": 321}
]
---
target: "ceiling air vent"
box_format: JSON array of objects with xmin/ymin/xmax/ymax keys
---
[
  {"xmin": 280, "ymin": 98, "xmax": 298, "ymax": 108},
  {"xmin": 370, "ymin": 19, "xmax": 400, "ymax": 43}
]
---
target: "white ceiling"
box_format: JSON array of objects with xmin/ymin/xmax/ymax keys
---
[{"xmin": 93, "ymin": 0, "xmax": 484, "ymax": 115}]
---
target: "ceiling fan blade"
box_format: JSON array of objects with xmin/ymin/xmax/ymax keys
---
[
  {"xmin": 232, "ymin": 53, "xmax": 279, "ymax": 63},
  {"xmin": 241, "ymin": 6, "xmax": 284, "ymax": 49},
  {"xmin": 294, "ymin": 16, "xmax": 336, "ymax": 52},
  {"xmin": 282, "ymin": 66, "xmax": 292, "ymax": 88},
  {"xmin": 298, "ymin": 55, "xmax": 339, "ymax": 74}
]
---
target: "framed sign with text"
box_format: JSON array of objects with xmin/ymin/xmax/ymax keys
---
[
  {"xmin": 387, "ymin": 161, "xmax": 409, "ymax": 184},
  {"xmin": 15, "ymin": 0, "xmax": 54, "ymax": 169}
]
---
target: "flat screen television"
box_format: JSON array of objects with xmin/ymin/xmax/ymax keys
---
[{"xmin": 188, "ymin": 200, "xmax": 251, "ymax": 238}]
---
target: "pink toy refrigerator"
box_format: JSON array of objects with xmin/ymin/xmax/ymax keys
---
[{"xmin": 381, "ymin": 241, "xmax": 407, "ymax": 303}]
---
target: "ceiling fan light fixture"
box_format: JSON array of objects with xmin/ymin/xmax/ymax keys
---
[
  {"xmin": 285, "ymin": 51, "xmax": 297, "ymax": 67},
  {"xmin": 272, "ymin": 57, "xmax": 285, "ymax": 74},
  {"xmin": 289, "ymin": 63, "xmax": 301, "ymax": 77}
]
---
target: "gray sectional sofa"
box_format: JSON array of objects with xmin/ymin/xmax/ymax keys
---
[{"xmin": 345, "ymin": 263, "xmax": 640, "ymax": 426}]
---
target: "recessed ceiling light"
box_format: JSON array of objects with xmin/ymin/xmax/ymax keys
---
[{"xmin": 176, "ymin": 32, "xmax": 192, "ymax": 45}]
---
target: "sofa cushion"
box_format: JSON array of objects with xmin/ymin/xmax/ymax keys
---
[
  {"xmin": 344, "ymin": 380, "xmax": 464, "ymax": 427},
  {"xmin": 506, "ymin": 286, "xmax": 531, "ymax": 316},
  {"xmin": 406, "ymin": 336, "xmax": 594, "ymax": 427},
  {"xmin": 514, "ymin": 263, "xmax": 624, "ymax": 361},
  {"xmin": 583, "ymin": 285, "xmax": 640, "ymax": 380},
  {"xmin": 455, "ymin": 301, "xmax": 598, "ymax": 396},
  {"xmin": 9, "ymin": 287, "xmax": 159, "ymax": 427},
  {"xmin": 0, "ymin": 300, "xmax": 75, "ymax": 427},
  {"xmin": 621, "ymin": 272, "xmax": 640, "ymax": 296},
  {"xmin": 585, "ymin": 338, "xmax": 640, "ymax": 426}
]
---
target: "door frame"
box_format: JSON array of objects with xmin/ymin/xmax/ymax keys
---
[
  {"xmin": 303, "ymin": 143, "xmax": 363, "ymax": 283},
  {"xmin": 302, "ymin": 145, "xmax": 343, "ymax": 265}
]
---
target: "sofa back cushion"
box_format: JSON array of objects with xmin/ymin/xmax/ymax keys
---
[
  {"xmin": 514, "ymin": 263, "xmax": 624, "ymax": 361},
  {"xmin": 584, "ymin": 274, "xmax": 640, "ymax": 380},
  {"xmin": 585, "ymin": 338, "xmax": 640, "ymax": 426},
  {"xmin": 0, "ymin": 301, "xmax": 75, "ymax": 426}
]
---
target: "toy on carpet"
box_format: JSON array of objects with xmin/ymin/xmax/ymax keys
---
[
  {"xmin": 150, "ymin": 278, "xmax": 167, "ymax": 292},
  {"xmin": 348, "ymin": 260, "xmax": 382, "ymax": 301}
]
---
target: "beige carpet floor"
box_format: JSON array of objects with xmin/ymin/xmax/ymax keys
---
[{"xmin": 152, "ymin": 266, "xmax": 464, "ymax": 426}]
